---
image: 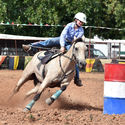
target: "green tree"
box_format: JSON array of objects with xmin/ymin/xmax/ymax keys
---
[{"xmin": 0, "ymin": 0, "xmax": 124, "ymax": 39}]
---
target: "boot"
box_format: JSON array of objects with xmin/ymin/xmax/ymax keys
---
[
  {"xmin": 22, "ymin": 44, "xmax": 31, "ymax": 52},
  {"xmin": 74, "ymin": 77, "xmax": 83, "ymax": 87}
]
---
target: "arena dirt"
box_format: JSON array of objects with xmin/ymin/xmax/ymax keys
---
[{"xmin": 0, "ymin": 70, "xmax": 125, "ymax": 125}]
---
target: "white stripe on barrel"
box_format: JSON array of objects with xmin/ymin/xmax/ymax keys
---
[{"xmin": 103, "ymin": 64, "xmax": 125, "ymax": 115}]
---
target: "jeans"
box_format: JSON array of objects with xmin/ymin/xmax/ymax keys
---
[
  {"xmin": 31, "ymin": 37, "xmax": 60, "ymax": 48},
  {"xmin": 31, "ymin": 37, "xmax": 79, "ymax": 79}
]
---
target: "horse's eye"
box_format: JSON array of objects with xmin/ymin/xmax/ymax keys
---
[{"xmin": 75, "ymin": 47, "xmax": 78, "ymax": 51}]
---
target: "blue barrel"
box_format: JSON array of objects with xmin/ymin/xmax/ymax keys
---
[{"xmin": 103, "ymin": 64, "xmax": 125, "ymax": 115}]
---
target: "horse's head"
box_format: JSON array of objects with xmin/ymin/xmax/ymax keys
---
[{"xmin": 73, "ymin": 38, "xmax": 87, "ymax": 68}]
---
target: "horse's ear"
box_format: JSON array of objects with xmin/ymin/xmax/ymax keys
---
[
  {"xmin": 74, "ymin": 35, "xmax": 86, "ymax": 43},
  {"xmin": 81, "ymin": 35, "xmax": 85, "ymax": 42},
  {"xmin": 74, "ymin": 38, "xmax": 83, "ymax": 43}
]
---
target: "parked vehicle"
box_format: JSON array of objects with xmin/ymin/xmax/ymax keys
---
[
  {"xmin": 85, "ymin": 48, "xmax": 107, "ymax": 59},
  {"xmin": 117, "ymin": 51, "xmax": 125, "ymax": 59},
  {"xmin": 80, "ymin": 48, "xmax": 106, "ymax": 72}
]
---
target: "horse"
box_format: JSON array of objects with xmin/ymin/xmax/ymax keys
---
[{"xmin": 12, "ymin": 38, "xmax": 87, "ymax": 111}]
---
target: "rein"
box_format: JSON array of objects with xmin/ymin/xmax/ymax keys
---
[
  {"xmin": 59, "ymin": 54, "xmax": 75, "ymax": 81},
  {"xmin": 58, "ymin": 43, "xmax": 77, "ymax": 82}
]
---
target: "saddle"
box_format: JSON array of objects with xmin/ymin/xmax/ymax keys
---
[{"xmin": 37, "ymin": 48, "xmax": 61, "ymax": 64}]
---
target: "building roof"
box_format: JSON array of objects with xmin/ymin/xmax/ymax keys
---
[
  {"xmin": 0, "ymin": 34, "xmax": 50, "ymax": 41},
  {"xmin": 0, "ymin": 33, "xmax": 125, "ymax": 44}
]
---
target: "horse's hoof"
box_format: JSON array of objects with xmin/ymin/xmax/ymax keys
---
[
  {"xmin": 45, "ymin": 97, "xmax": 55, "ymax": 105},
  {"xmin": 23, "ymin": 107, "xmax": 30, "ymax": 113}
]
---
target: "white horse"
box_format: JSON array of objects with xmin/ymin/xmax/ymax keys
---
[{"xmin": 13, "ymin": 38, "xmax": 87, "ymax": 111}]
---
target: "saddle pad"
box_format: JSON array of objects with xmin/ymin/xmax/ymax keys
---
[{"xmin": 37, "ymin": 51, "xmax": 54, "ymax": 64}]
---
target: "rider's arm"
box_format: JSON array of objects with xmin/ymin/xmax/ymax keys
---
[
  {"xmin": 60, "ymin": 23, "xmax": 70, "ymax": 47},
  {"xmin": 60, "ymin": 46, "xmax": 65, "ymax": 53},
  {"xmin": 59, "ymin": 23, "xmax": 71, "ymax": 53}
]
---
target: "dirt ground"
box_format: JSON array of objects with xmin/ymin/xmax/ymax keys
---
[{"xmin": 0, "ymin": 70, "xmax": 125, "ymax": 125}]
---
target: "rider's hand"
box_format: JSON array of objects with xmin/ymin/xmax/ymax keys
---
[{"xmin": 60, "ymin": 46, "xmax": 65, "ymax": 53}]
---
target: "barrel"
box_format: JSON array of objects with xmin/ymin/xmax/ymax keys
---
[{"xmin": 103, "ymin": 63, "xmax": 125, "ymax": 114}]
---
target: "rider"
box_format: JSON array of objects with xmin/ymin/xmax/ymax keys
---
[{"xmin": 22, "ymin": 12, "xmax": 87, "ymax": 87}]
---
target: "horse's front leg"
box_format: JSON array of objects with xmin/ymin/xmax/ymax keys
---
[
  {"xmin": 25, "ymin": 82, "xmax": 41, "ymax": 98},
  {"xmin": 46, "ymin": 83, "xmax": 69, "ymax": 105}
]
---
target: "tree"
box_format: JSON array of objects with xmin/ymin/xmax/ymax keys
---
[{"xmin": 0, "ymin": 0, "xmax": 124, "ymax": 39}]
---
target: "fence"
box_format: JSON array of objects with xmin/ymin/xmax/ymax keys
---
[{"xmin": 1, "ymin": 55, "xmax": 124, "ymax": 72}]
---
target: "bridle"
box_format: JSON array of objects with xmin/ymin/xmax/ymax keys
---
[
  {"xmin": 58, "ymin": 42, "xmax": 77, "ymax": 81},
  {"xmin": 59, "ymin": 40, "xmax": 86, "ymax": 80}
]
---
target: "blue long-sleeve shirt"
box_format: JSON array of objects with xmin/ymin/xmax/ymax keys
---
[{"xmin": 60, "ymin": 22, "xmax": 84, "ymax": 47}]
